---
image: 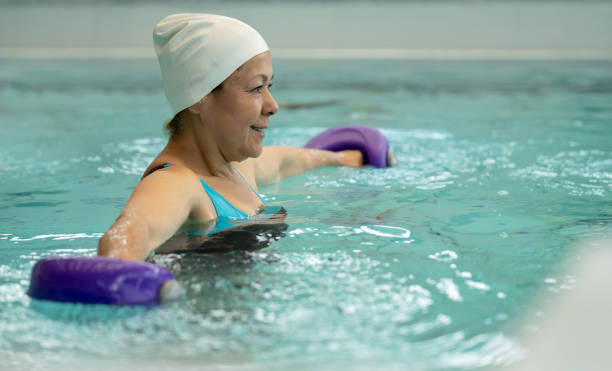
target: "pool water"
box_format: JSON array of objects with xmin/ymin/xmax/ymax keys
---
[{"xmin": 1, "ymin": 58, "xmax": 611, "ymax": 370}]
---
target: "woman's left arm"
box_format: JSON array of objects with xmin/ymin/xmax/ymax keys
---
[{"xmin": 252, "ymin": 146, "xmax": 363, "ymax": 186}]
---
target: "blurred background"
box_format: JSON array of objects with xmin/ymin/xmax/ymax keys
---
[
  {"xmin": 1, "ymin": 1, "xmax": 611, "ymax": 371},
  {"xmin": 1, "ymin": 0, "xmax": 611, "ymax": 60}
]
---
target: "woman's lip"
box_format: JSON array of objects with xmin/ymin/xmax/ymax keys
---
[{"xmin": 250, "ymin": 126, "xmax": 266, "ymax": 138}]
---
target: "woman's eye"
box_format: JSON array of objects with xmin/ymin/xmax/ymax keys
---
[{"xmin": 251, "ymin": 83, "xmax": 272, "ymax": 93}]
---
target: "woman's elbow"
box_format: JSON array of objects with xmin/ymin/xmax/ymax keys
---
[
  {"xmin": 97, "ymin": 215, "xmax": 150, "ymax": 261},
  {"xmin": 97, "ymin": 232, "xmax": 134, "ymax": 260},
  {"xmin": 97, "ymin": 233, "xmax": 112, "ymax": 257}
]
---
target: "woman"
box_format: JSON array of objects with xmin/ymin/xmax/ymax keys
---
[{"xmin": 97, "ymin": 14, "xmax": 362, "ymax": 261}]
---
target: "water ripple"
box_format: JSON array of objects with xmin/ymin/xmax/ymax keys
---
[
  {"xmin": 8, "ymin": 233, "xmax": 103, "ymax": 242},
  {"xmin": 98, "ymin": 137, "xmax": 165, "ymax": 175},
  {"xmin": 512, "ymin": 149, "xmax": 612, "ymax": 197}
]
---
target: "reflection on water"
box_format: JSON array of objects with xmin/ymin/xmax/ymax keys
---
[{"xmin": 153, "ymin": 207, "xmax": 288, "ymax": 255}]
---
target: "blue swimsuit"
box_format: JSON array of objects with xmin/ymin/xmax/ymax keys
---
[
  {"xmin": 144, "ymin": 163, "xmax": 273, "ymax": 235},
  {"xmin": 154, "ymin": 163, "xmax": 264, "ymax": 219}
]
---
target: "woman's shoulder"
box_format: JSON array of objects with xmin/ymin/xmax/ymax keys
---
[
  {"xmin": 143, "ymin": 155, "xmax": 202, "ymax": 178},
  {"xmin": 136, "ymin": 162, "xmax": 217, "ymax": 221},
  {"xmin": 139, "ymin": 161, "xmax": 202, "ymax": 193}
]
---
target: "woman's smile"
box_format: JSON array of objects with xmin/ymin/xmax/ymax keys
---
[{"xmin": 250, "ymin": 124, "xmax": 267, "ymax": 138}]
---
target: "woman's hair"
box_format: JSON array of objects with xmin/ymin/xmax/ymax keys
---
[
  {"xmin": 163, "ymin": 83, "xmax": 224, "ymax": 138},
  {"xmin": 164, "ymin": 111, "xmax": 183, "ymax": 138}
]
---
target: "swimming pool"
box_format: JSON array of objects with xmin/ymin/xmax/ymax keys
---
[{"xmin": 1, "ymin": 58, "xmax": 611, "ymax": 370}]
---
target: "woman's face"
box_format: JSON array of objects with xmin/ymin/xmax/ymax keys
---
[{"xmin": 198, "ymin": 51, "xmax": 278, "ymax": 162}]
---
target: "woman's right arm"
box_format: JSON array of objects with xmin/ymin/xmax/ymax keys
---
[
  {"xmin": 252, "ymin": 146, "xmax": 363, "ymax": 186},
  {"xmin": 97, "ymin": 167, "xmax": 204, "ymax": 261}
]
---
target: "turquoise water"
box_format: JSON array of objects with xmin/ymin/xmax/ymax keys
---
[{"xmin": 1, "ymin": 58, "xmax": 611, "ymax": 370}]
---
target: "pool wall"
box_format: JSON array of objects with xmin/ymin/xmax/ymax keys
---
[{"xmin": 1, "ymin": 0, "xmax": 612, "ymax": 60}]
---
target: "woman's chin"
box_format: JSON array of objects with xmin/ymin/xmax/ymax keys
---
[
  {"xmin": 237, "ymin": 145, "xmax": 263, "ymax": 161},
  {"xmin": 248, "ymin": 141, "xmax": 264, "ymax": 157},
  {"xmin": 251, "ymin": 146, "xmax": 264, "ymax": 158}
]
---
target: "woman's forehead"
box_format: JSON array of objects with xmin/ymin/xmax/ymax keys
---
[{"xmin": 230, "ymin": 52, "xmax": 273, "ymax": 82}]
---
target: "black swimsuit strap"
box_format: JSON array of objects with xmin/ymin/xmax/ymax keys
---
[{"xmin": 142, "ymin": 163, "xmax": 169, "ymax": 179}]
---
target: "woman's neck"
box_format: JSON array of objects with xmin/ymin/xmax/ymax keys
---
[{"xmin": 163, "ymin": 126, "xmax": 236, "ymax": 179}]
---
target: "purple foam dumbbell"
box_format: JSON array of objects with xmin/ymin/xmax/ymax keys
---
[{"xmin": 304, "ymin": 125, "xmax": 396, "ymax": 168}]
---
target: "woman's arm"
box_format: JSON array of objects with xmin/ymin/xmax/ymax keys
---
[
  {"xmin": 253, "ymin": 146, "xmax": 363, "ymax": 186},
  {"xmin": 97, "ymin": 167, "xmax": 206, "ymax": 261}
]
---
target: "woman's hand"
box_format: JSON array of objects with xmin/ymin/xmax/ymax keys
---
[{"xmin": 337, "ymin": 150, "xmax": 364, "ymax": 168}]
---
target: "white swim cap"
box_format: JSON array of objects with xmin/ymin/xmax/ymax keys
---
[{"xmin": 153, "ymin": 13, "xmax": 269, "ymax": 115}]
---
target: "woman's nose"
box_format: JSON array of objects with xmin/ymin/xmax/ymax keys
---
[{"xmin": 263, "ymin": 89, "xmax": 279, "ymax": 116}]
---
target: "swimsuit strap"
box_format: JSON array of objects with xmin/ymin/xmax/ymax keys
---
[
  {"xmin": 232, "ymin": 166, "xmax": 265, "ymax": 203},
  {"xmin": 142, "ymin": 163, "xmax": 171, "ymax": 178}
]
